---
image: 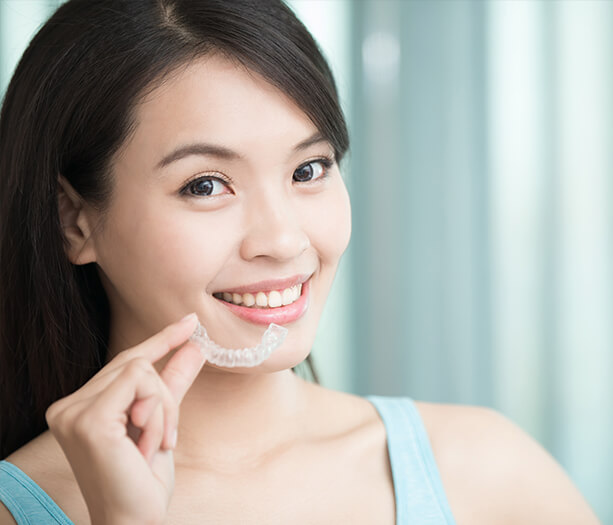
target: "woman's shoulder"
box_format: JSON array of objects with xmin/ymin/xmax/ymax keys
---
[
  {"xmin": 4, "ymin": 430, "xmax": 72, "ymax": 487},
  {"xmin": 413, "ymin": 400, "xmax": 601, "ymax": 525},
  {"xmin": 1, "ymin": 431, "xmax": 90, "ymax": 524},
  {"xmin": 269, "ymin": 384, "xmax": 600, "ymax": 524}
]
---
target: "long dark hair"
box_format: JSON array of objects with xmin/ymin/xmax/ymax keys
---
[{"xmin": 0, "ymin": 0, "xmax": 349, "ymax": 459}]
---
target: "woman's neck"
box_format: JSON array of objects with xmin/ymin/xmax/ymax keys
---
[{"xmin": 162, "ymin": 366, "xmax": 310, "ymax": 472}]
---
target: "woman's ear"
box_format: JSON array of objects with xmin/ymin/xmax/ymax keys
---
[{"xmin": 57, "ymin": 175, "xmax": 98, "ymax": 265}]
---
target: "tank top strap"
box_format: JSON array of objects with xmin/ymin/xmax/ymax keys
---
[
  {"xmin": 0, "ymin": 460, "xmax": 74, "ymax": 524},
  {"xmin": 365, "ymin": 395, "xmax": 456, "ymax": 525}
]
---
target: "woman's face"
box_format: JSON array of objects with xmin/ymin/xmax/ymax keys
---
[{"xmin": 89, "ymin": 55, "xmax": 351, "ymax": 372}]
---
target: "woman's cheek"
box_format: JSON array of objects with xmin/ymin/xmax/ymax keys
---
[
  {"xmin": 302, "ymin": 179, "xmax": 352, "ymax": 261},
  {"xmin": 153, "ymin": 210, "xmax": 240, "ymax": 278}
]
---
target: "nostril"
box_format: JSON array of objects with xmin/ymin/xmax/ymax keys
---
[{"xmin": 238, "ymin": 217, "xmax": 310, "ymax": 262}]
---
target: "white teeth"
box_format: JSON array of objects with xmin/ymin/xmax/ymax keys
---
[
  {"xmin": 215, "ymin": 283, "xmax": 304, "ymax": 309},
  {"xmin": 282, "ymin": 288, "xmax": 293, "ymax": 305},
  {"xmin": 255, "ymin": 292, "xmax": 268, "ymax": 307},
  {"xmin": 268, "ymin": 290, "xmax": 282, "ymax": 307}
]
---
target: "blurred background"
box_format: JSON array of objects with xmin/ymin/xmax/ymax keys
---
[{"xmin": 1, "ymin": 0, "xmax": 611, "ymax": 522}]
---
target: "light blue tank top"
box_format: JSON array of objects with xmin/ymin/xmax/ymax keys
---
[{"xmin": 0, "ymin": 396, "xmax": 456, "ymax": 524}]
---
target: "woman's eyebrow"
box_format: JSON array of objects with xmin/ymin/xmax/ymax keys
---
[
  {"xmin": 156, "ymin": 143, "xmax": 241, "ymax": 169},
  {"xmin": 156, "ymin": 132, "xmax": 329, "ymax": 170},
  {"xmin": 291, "ymin": 132, "xmax": 328, "ymax": 152}
]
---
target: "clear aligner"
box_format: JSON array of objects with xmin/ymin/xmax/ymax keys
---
[{"xmin": 189, "ymin": 321, "xmax": 288, "ymax": 368}]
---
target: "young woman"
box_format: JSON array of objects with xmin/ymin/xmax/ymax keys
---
[{"xmin": 0, "ymin": 1, "xmax": 600, "ymax": 523}]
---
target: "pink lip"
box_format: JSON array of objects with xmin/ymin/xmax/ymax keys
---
[
  {"xmin": 213, "ymin": 273, "xmax": 311, "ymax": 295},
  {"xmin": 216, "ymin": 278, "xmax": 311, "ymax": 325}
]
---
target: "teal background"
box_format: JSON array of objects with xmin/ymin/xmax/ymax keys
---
[{"xmin": 1, "ymin": 1, "xmax": 611, "ymax": 521}]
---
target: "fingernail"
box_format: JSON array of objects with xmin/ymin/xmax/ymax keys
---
[
  {"xmin": 181, "ymin": 312, "xmax": 197, "ymax": 323},
  {"xmin": 171, "ymin": 429, "xmax": 178, "ymax": 448}
]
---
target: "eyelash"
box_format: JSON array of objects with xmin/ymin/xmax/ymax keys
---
[{"xmin": 179, "ymin": 156, "xmax": 335, "ymax": 198}]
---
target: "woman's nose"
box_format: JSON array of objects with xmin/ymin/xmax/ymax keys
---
[{"xmin": 239, "ymin": 192, "xmax": 310, "ymax": 262}]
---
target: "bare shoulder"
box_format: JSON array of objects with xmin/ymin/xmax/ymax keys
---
[
  {"xmin": 1, "ymin": 432, "xmax": 62, "ymax": 524},
  {"xmin": 414, "ymin": 401, "xmax": 601, "ymax": 525},
  {"xmin": 5, "ymin": 430, "xmax": 69, "ymax": 483},
  {"xmin": 0, "ymin": 500, "xmax": 17, "ymax": 524},
  {"xmin": 3, "ymin": 431, "xmax": 89, "ymax": 523}
]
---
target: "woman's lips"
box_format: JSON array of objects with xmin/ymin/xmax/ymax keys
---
[{"xmin": 215, "ymin": 278, "xmax": 310, "ymax": 325}]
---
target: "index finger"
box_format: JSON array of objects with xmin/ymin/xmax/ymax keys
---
[
  {"xmin": 89, "ymin": 313, "xmax": 200, "ymax": 385},
  {"xmin": 130, "ymin": 313, "xmax": 199, "ymax": 363}
]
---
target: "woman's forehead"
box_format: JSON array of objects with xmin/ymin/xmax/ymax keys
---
[{"xmin": 127, "ymin": 55, "xmax": 321, "ymax": 161}]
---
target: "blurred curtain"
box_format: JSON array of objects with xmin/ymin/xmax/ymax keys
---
[{"xmin": 341, "ymin": 1, "xmax": 612, "ymax": 522}]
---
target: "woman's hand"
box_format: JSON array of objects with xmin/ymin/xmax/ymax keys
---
[{"xmin": 45, "ymin": 313, "xmax": 204, "ymax": 525}]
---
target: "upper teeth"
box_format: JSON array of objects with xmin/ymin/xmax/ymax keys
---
[{"xmin": 214, "ymin": 284, "xmax": 302, "ymax": 308}]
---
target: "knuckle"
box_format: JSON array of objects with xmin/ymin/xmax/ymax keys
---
[
  {"xmin": 72, "ymin": 411, "xmax": 96, "ymax": 441},
  {"xmin": 45, "ymin": 405, "xmax": 59, "ymax": 429},
  {"xmin": 45, "ymin": 397, "xmax": 72, "ymax": 429},
  {"xmin": 48, "ymin": 401, "xmax": 93, "ymax": 442},
  {"xmin": 123, "ymin": 357, "xmax": 154, "ymax": 378},
  {"xmin": 45, "ymin": 401, "xmax": 60, "ymax": 423}
]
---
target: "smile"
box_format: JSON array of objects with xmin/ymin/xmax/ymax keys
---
[
  {"xmin": 213, "ymin": 284, "xmax": 302, "ymax": 309},
  {"xmin": 212, "ymin": 278, "xmax": 311, "ymax": 325}
]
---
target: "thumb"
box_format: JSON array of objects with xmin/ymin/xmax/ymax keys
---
[{"xmin": 159, "ymin": 339, "xmax": 207, "ymax": 404}]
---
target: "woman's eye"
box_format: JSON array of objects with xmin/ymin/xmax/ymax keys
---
[
  {"xmin": 293, "ymin": 158, "xmax": 332, "ymax": 183},
  {"xmin": 181, "ymin": 176, "xmax": 230, "ymax": 197}
]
